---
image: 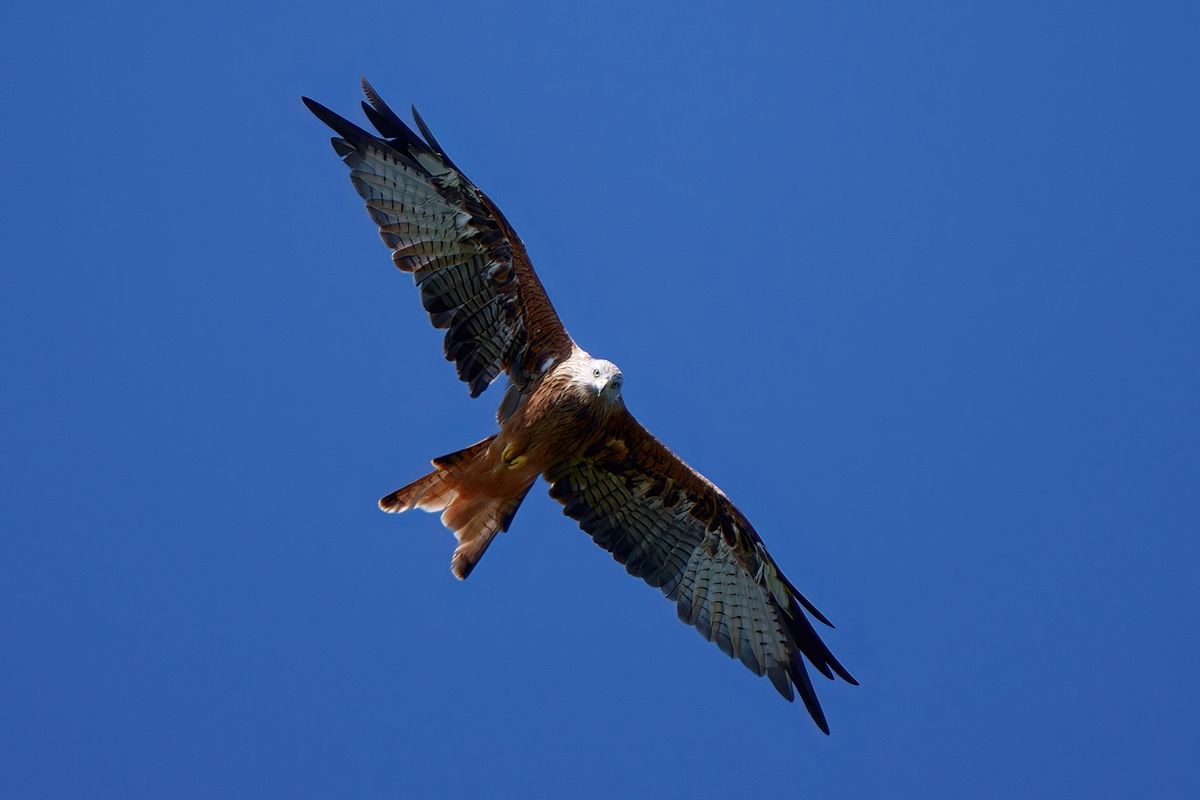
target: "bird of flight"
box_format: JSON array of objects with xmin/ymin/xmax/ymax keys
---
[{"xmin": 303, "ymin": 80, "xmax": 857, "ymax": 732}]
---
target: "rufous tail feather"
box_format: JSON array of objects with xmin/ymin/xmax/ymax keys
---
[{"xmin": 378, "ymin": 436, "xmax": 534, "ymax": 579}]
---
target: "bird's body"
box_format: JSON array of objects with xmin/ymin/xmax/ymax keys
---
[
  {"xmin": 304, "ymin": 81, "xmax": 857, "ymax": 732},
  {"xmin": 383, "ymin": 349, "xmax": 626, "ymax": 578},
  {"xmin": 491, "ymin": 351, "xmax": 626, "ymax": 481}
]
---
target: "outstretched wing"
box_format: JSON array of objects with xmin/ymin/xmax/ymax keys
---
[
  {"xmin": 303, "ymin": 81, "xmax": 574, "ymax": 405},
  {"xmin": 545, "ymin": 411, "xmax": 857, "ymax": 733}
]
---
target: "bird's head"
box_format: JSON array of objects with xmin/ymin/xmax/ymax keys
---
[{"xmin": 580, "ymin": 357, "xmax": 624, "ymax": 403}]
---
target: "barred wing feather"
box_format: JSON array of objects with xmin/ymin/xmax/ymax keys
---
[
  {"xmin": 545, "ymin": 411, "xmax": 857, "ymax": 733},
  {"xmin": 302, "ymin": 82, "xmax": 574, "ymax": 406}
]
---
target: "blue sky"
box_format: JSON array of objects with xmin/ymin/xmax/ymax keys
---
[{"xmin": 3, "ymin": 1, "xmax": 1198, "ymax": 797}]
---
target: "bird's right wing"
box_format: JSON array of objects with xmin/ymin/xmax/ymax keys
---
[
  {"xmin": 303, "ymin": 81, "xmax": 575, "ymax": 407},
  {"xmin": 545, "ymin": 409, "xmax": 856, "ymax": 733}
]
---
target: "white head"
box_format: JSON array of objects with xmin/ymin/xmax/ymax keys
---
[{"xmin": 575, "ymin": 357, "xmax": 624, "ymax": 403}]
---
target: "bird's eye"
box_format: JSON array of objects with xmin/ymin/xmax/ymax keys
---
[{"xmin": 593, "ymin": 368, "xmax": 601, "ymax": 378}]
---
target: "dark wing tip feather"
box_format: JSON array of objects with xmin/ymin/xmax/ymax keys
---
[
  {"xmin": 787, "ymin": 656, "xmax": 831, "ymax": 735},
  {"xmin": 359, "ymin": 83, "xmax": 427, "ymax": 151},
  {"xmin": 799, "ymin": 595, "xmax": 835, "ymax": 628},
  {"xmin": 410, "ymin": 105, "xmax": 460, "ymax": 170},
  {"xmin": 360, "ymin": 76, "xmax": 384, "ymax": 108},
  {"xmin": 359, "ymin": 78, "xmax": 410, "ymax": 138},
  {"xmin": 825, "ymin": 649, "xmax": 859, "ymax": 685},
  {"xmin": 786, "ymin": 597, "xmax": 859, "ymax": 686},
  {"xmin": 302, "ymin": 96, "xmax": 375, "ymax": 149},
  {"xmin": 781, "ymin": 573, "xmax": 836, "ymax": 628}
]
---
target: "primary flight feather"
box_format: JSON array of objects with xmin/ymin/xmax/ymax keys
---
[{"xmin": 303, "ymin": 80, "xmax": 857, "ymax": 733}]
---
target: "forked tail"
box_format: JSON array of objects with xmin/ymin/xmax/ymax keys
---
[{"xmin": 379, "ymin": 436, "xmax": 534, "ymax": 579}]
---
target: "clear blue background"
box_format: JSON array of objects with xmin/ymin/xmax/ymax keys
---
[{"xmin": 3, "ymin": 1, "xmax": 1198, "ymax": 797}]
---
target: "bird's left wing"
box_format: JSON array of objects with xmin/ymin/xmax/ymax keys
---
[
  {"xmin": 303, "ymin": 81, "xmax": 574, "ymax": 407},
  {"xmin": 545, "ymin": 410, "xmax": 856, "ymax": 733}
]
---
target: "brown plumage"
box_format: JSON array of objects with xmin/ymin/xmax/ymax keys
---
[{"xmin": 303, "ymin": 80, "xmax": 857, "ymax": 733}]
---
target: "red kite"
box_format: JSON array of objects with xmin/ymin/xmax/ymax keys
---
[{"xmin": 304, "ymin": 81, "xmax": 857, "ymax": 732}]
